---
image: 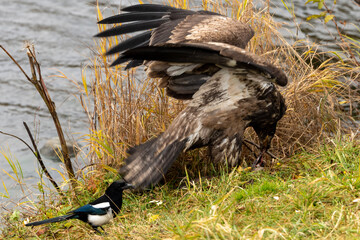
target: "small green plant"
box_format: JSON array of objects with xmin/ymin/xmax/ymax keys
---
[{"xmin": 235, "ymin": 178, "xmax": 285, "ymax": 201}]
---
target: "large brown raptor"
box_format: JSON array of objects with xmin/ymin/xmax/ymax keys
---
[{"xmin": 96, "ymin": 4, "xmax": 288, "ymax": 190}]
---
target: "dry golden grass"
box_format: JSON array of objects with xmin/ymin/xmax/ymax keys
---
[{"xmin": 82, "ymin": 0, "xmax": 359, "ymax": 172}]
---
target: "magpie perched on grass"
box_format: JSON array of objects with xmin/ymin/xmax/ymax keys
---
[{"xmin": 25, "ymin": 180, "xmax": 133, "ymax": 233}]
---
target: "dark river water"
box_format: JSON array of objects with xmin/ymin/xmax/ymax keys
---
[{"xmin": 0, "ymin": 0, "xmax": 359, "ymax": 205}]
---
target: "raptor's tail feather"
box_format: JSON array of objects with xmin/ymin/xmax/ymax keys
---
[{"xmin": 120, "ymin": 135, "xmax": 188, "ymax": 190}]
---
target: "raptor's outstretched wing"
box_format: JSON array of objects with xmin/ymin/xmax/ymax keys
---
[{"xmin": 96, "ymin": 4, "xmax": 258, "ymax": 99}]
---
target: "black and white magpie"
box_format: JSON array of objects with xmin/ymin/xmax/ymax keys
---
[{"xmin": 25, "ymin": 180, "xmax": 133, "ymax": 233}]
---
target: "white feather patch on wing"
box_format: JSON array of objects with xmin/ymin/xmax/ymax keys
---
[
  {"xmin": 190, "ymin": 68, "xmax": 254, "ymax": 113},
  {"xmin": 91, "ymin": 202, "xmax": 110, "ymax": 209},
  {"xmin": 185, "ymin": 122, "xmax": 202, "ymax": 149},
  {"xmin": 167, "ymin": 64, "xmax": 201, "ymax": 76},
  {"xmin": 219, "ymin": 138, "xmax": 228, "ymax": 147},
  {"xmin": 88, "ymin": 208, "xmax": 113, "ymax": 227},
  {"xmin": 247, "ymin": 72, "xmax": 274, "ymax": 90}
]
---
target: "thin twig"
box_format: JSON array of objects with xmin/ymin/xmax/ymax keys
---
[
  {"xmin": 25, "ymin": 46, "xmax": 76, "ymax": 189},
  {"xmin": 242, "ymin": 140, "xmax": 258, "ymax": 160},
  {"xmin": 243, "ymin": 139, "xmax": 278, "ymax": 159},
  {"xmin": 1, "ymin": 44, "xmax": 76, "ymax": 191},
  {"xmin": 323, "ymin": 2, "xmax": 359, "ymax": 66},
  {"xmin": 23, "ymin": 122, "xmax": 64, "ymax": 196},
  {"xmin": 0, "ymin": 127, "xmax": 63, "ymax": 196},
  {"xmin": 0, "ymin": 45, "xmax": 32, "ymax": 81},
  {"xmin": 0, "ymin": 131, "xmax": 36, "ymax": 156},
  {"xmin": 27, "ymin": 46, "xmax": 51, "ymax": 98}
]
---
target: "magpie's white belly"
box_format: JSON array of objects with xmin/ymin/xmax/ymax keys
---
[{"xmin": 88, "ymin": 208, "xmax": 113, "ymax": 227}]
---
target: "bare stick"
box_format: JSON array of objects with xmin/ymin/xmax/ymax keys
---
[
  {"xmin": 242, "ymin": 140, "xmax": 258, "ymax": 160},
  {"xmin": 323, "ymin": 2, "xmax": 359, "ymax": 66},
  {"xmin": 26, "ymin": 48, "xmax": 75, "ymax": 187},
  {"xmin": 0, "ymin": 45, "xmax": 31, "ymax": 81},
  {"xmin": 23, "ymin": 122, "xmax": 64, "ymax": 196},
  {"xmin": 1, "ymin": 44, "xmax": 76, "ymax": 191},
  {"xmin": 0, "ymin": 127, "xmax": 63, "ymax": 196},
  {"xmin": 243, "ymin": 139, "xmax": 279, "ymax": 159},
  {"xmin": 0, "ymin": 131, "xmax": 35, "ymax": 157}
]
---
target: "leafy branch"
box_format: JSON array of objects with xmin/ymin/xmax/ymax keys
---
[{"xmin": 305, "ymin": 0, "xmax": 359, "ymax": 65}]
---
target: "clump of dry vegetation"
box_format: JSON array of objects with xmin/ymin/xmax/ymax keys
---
[{"xmin": 84, "ymin": 0, "xmax": 359, "ymax": 171}]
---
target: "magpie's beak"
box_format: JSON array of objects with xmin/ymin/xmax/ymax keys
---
[{"xmin": 122, "ymin": 182, "xmax": 134, "ymax": 190}]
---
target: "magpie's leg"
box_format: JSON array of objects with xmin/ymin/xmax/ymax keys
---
[
  {"xmin": 92, "ymin": 226, "xmax": 107, "ymax": 235},
  {"xmin": 92, "ymin": 226, "xmax": 102, "ymax": 234}
]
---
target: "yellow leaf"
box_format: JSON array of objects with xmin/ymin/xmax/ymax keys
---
[
  {"xmin": 82, "ymin": 68, "xmax": 88, "ymax": 96},
  {"xmin": 318, "ymin": 1, "xmax": 324, "ymax": 9},
  {"xmin": 148, "ymin": 214, "xmax": 160, "ymax": 223},
  {"xmin": 325, "ymin": 14, "xmax": 334, "ymax": 23}
]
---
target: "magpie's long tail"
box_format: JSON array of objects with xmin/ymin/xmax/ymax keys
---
[
  {"xmin": 119, "ymin": 133, "xmax": 188, "ymax": 190},
  {"xmin": 25, "ymin": 214, "xmax": 75, "ymax": 226}
]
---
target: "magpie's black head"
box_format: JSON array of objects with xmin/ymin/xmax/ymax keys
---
[{"xmin": 106, "ymin": 180, "xmax": 133, "ymax": 195}]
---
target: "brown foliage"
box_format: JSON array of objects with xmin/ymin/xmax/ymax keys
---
[{"xmin": 83, "ymin": 0, "xmax": 359, "ymax": 172}]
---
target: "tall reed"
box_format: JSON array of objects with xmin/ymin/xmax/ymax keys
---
[{"xmin": 83, "ymin": 0, "xmax": 359, "ymax": 172}]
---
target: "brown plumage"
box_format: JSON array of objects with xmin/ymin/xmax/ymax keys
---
[{"xmin": 96, "ymin": 4, "xmax": 288, "ymax": 190}]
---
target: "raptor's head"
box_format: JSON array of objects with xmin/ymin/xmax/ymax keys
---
[{"xmin": 251, "ymin": 93, "xmax": 286, "ymax": 167}]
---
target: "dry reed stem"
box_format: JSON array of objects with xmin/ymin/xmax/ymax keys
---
[{"xmin": 83, "ymin": 0, "xmax": 359, "ymax": 171}]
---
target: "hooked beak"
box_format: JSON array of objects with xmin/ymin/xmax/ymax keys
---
[
  {"xmin": 251, "ymin": 135, "xmax": 272, "ymax": 169},
  {"xmin": 251, "ymin": 149, "xmax": 266, "ymax": 169}
]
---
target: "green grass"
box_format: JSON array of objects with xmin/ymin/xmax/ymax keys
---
[
  {"xmin": 1, "ymin": 1, "xmax": 359, "ymax": 239},
  {"xmin": 2, "ymin": 137, "xmax": 360, "ymax": 239}
]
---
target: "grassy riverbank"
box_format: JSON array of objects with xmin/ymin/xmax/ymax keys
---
[
  {"xmin": 1, "ymin": 0, "xmax": 360, "ymax": 239},
  {"xmin": 1, "ymin": 137, "xmax": 360, "ymax": 239}
]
